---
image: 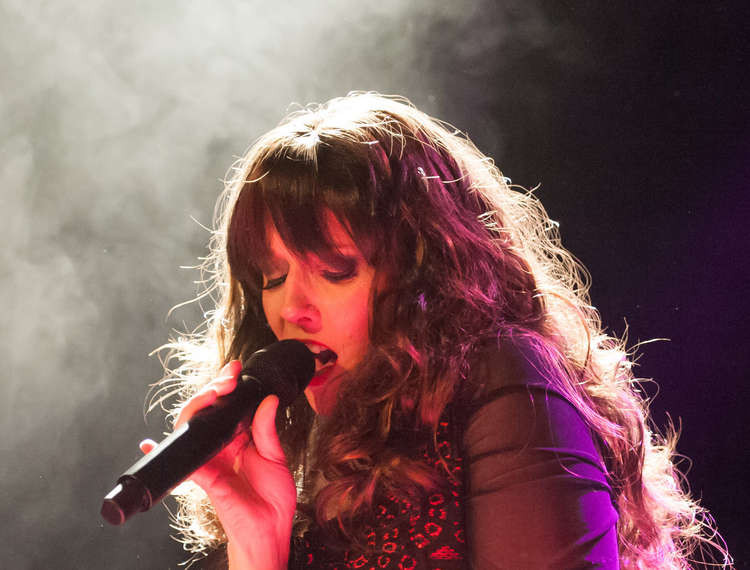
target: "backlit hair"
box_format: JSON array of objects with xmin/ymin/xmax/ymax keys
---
[{"xmin": 154, "ymin": 93, "xmax": 730, "ymax": 568}]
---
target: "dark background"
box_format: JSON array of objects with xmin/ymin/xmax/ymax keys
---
[{"xmin": 1, "ymin": 1, "xmax": 746, "ymax": 568}]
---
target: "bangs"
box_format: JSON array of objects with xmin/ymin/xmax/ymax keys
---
[{"xmin": 227, "ymin": 139, "xmax": 389, "ymax": 286}]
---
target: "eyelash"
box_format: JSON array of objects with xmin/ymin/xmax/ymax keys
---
[
  {"xmin": 262, "ymin": 275, "xmax": 286, "ymax": 290},
  {"xmin": 261, "ymin": 268, "xmax": 357, "ymax": 290}
]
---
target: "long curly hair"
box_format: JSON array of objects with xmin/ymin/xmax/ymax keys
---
[{"xmin": 154, "ymin": 93, "xmax": 730, "ymax": 568}]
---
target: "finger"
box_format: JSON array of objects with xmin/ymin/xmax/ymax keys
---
[
  {"xmin": 251, "ymin": 395, "xmax": 286, "ymax": 465},
  {"xmin": 175, "ymin": 361, "xmax": 243, "ymax": 428},
  {"xmin": 190, "ymin": 430, "xmax": 252, "ymax": 489},
  {"xmin": 213, "ymin": 360, "xmax": 242, "ymax": 396},
  {"xmin": 175, "ymin": 388, "xmax": 218, "ymax": 428},
  {"xmin": 139, "ymin": 438, "xmax": 157, "ymax": 454},
  {"xmin": 200, "ymin": 462, "xmax": 267, "ymax": 520}
]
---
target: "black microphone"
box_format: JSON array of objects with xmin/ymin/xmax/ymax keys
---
[{"xmin": 100, "ymin": 339, "xmax": 314, "ymax": 525}]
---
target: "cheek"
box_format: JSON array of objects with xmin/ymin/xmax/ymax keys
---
[
  {"xmin": 261, "ymin": 295, "xmax": 280, "ymax": 335},
  {"xmin": 338, "ymin": 293, "xmax": 372, "ymax": 351}
]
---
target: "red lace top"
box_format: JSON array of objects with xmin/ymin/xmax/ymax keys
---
[{"xmin": 291, "ymin": 413, "xmax": 467, "ymax": 569}]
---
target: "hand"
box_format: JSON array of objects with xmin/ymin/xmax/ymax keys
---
[{"xmin": 140, "ymin": 361, "xmax": 296, "ymax": 570}]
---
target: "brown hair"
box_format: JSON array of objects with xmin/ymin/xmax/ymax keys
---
[{"xmin": 154, "ymin": 93, "xmax": 730, "ymax": 568}]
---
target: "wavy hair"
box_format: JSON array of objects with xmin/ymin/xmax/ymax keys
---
[{"xmin": 154, "ymin": 93, "xmax": 730, "ymax": 568}]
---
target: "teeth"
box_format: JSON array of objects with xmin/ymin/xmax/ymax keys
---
[
  {"xmin": 306, "ymin": 344, "xmax": 324, "ymax": 354},
  {"xmin": 303, "ymin": 343, "xmax": 333, "ymax": 355},
  {"xmin": 302, "ymin": 342, "xmax": 337, "ymax": 369}
]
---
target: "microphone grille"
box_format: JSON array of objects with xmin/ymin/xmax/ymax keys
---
[{"xmin": 241, "ymin": 340, "xmax": 315, "ymax": 407}]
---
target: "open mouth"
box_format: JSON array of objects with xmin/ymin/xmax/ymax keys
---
[
  {"xmin": 302, "ymin": 342, "xmax": 338, "ymax": 374},
  {"xmin": 313, "ymin": 350, "xmax": 338, "ymax": 375},
  {"xmin": 314, "ymin": 349, "xmax": 337, "ymax": 366}
]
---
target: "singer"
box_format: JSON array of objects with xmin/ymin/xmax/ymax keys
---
[{"xmin": 141, "ymin": 94, "xmax": 727, "ymax": 569}]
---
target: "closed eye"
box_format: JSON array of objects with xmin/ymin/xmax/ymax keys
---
[
  {"xmin": 261, "ymin": 258, "xmax": 358, "ymax": 289},
  {"xmin": 261, "ymin": 274, "xmax": 286, "ymax": 290},
  {"xmin": 322, "ymin": 267, "xmax": 357, "ymax": 283}
]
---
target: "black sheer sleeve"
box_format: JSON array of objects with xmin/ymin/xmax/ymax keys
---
[{"xmin": 464, "ymin": 340, "xmax": 620, "ymax": 569}]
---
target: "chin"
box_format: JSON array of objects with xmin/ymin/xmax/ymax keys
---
[
  {"xmin": 304, "ymin": 365, "xmax": 349, "ymax": 416},
  {"xmin": 304, "ymin": 383, "xmax": 335, "ymax": 416}
]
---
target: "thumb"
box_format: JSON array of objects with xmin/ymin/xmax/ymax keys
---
[{"xmin": 251, "ymin": 395, "xmax": 285, "ymax": 464}]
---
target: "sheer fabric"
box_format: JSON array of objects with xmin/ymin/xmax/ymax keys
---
[{"xmin": 201, "ymin": 339, "xmax": 620, "ymax": 569}]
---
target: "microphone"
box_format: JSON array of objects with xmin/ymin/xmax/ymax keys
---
[{"xmin": 100, "ymin": 339, "xmax": 314, "ymax": 525}]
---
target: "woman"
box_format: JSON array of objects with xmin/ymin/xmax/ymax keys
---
[{"xmin": 146, "ymin": 93, "xmax": 728, "ymax": 568}]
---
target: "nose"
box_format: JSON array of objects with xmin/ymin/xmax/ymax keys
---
[{"xmin": 278, "ymin": 273, "xmax": 320, "ymax": 333}]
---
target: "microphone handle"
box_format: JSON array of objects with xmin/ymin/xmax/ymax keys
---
[{"xmin": 102, "ymin": 372, "xmax": 271, "ymax": 524}]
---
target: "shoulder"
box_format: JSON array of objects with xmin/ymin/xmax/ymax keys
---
[
  {"xmin": 466, "ymin": 331, "xmax": 565, "ymax": 400},
  {"xmin": 457, "ymin": 335, "xmax": 619, "ymax": 567},
  {"xmin": 459, "ymin": 332, "xmax": 605, "ymax": 467}
]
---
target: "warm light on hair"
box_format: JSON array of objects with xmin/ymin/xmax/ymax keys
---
[{"xmin": 154, "ymin": 93, "xmax": 731, "ymax": 568}]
